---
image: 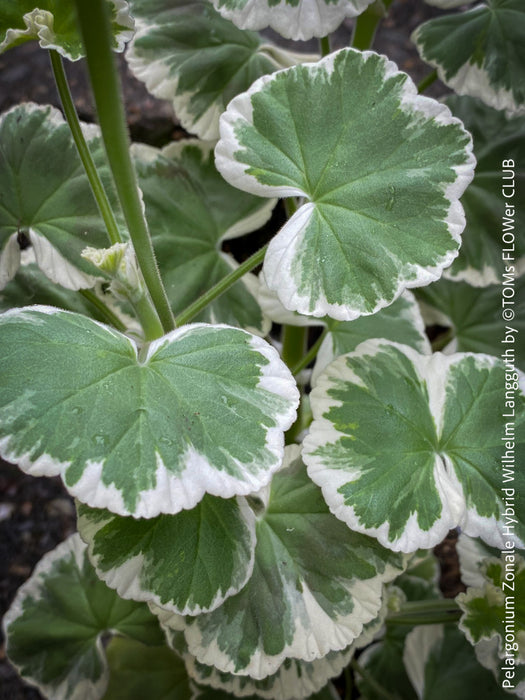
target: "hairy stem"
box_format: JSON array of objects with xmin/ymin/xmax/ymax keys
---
[
  {"xmin": 49, "ymin": 50, "xmax": 122, "ymax": 247},
  {"xmin": 79, "ymin": 289, "xmax": 127, "ymax": 331},
  {"xmin": 74, "ymin": 0, "xmax": 173, "ymax": 338}
]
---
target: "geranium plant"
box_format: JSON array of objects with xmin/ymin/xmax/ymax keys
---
[{"xmin": 0, "ymin": 0, "xmax": 524, "ymax": 698}]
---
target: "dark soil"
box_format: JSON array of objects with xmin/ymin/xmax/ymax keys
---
[{"xmin": 0, "ymin": 2, "xmax": 461, "ymax": 698}]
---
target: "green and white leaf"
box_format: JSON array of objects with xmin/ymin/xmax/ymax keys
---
[
  {"xmin": 133, "ymin": 140, "xmax": 273, "ymax": 333},
  {"xmin": 0, "ymin": 103, "xmax": 126, "ymax": 290},
  {"xmin": 257, "ymin": 272, "xmax": 326, "ymax": 327},
  {"xmin": 161, "ymin": 446, "xmax": 404, "ymax": 679},
  {"xmin": 0, "ymin": 307, "xmax": 299, "ymax": 517},
  {"xmin": 412, "ymin": 0, "xmax": 525, "ymax": 115},
  {"xmin": 77, "ymin": 495, "xmax": 256, "ymax": 616},
  {"xmin": 417, "ymin": 276, "xmax": 525, "ymax": 371},
  {"xmin": 0, "ymin": 0, "xmax": 134, "ymax": 60},
  {"xmin": 403, "ymin": 624, "xmax": 513, "ymax": 699},
  {"xmin": 209, "ymin": 0, "xmax": 375, "ymax": 41},
  {"xmin": 102, "ymin": 637, "xmax": 193, "ymax": 700},
  {"xmin": 3, "ymin": 534, "xmax": 164, "ymax": 700},
  {"xmin": 185, "ymin": 646, "xmax": 352, "ymax": 699},
  {"xmin": 442, "ymin": 96, "xmax": 525, "ymax": 285},
  {"xmin": 456, "ymin": 533, "xmax": 501, "ymax": 588},
  {"xmin": 474, "ymin": 637, "xmax": 525, "ymax": 698},
  {"xmin": 216, "ymin": 48, "xmax": 475, "ymax": 321},
  {"xmin": 312, "ymin": 292, "xmax": 430, "ymax": 385},
  {"xmin": 303, "ymin": 339, "xmax": 525, "ymax": 552},
  {"xmin": 456, "ymin": 553, "xmax": 525, "ymax": 660},
  {"xmin": 127, "ymin": 0, "xmax": 316, "ymax": 140}
]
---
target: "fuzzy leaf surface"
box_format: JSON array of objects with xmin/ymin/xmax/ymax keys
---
[
  {"xmin": 0, "ymin": 307, "xmax": 299, "ymax": 517},
  {"xmin": 3, "ymin": 534, "xmax": 164, "ymax": 700},
  {"xmin": 216, "ymin": 48, "xmax": 475, "ymax": 321},
  {"xmin": 303, "ymin": 340, "xmax": 525, "ymax": 552}
]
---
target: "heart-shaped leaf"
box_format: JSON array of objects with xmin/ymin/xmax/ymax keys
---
[
  {"xmin": 0, "ymin": 103, "xmax": 126, "ymax": 290},
  {"xmin": 413, "ymin": 0, "xmax": 525, "ymax": 115},
  {"xmin": 0, "ymin": 307, "xmax": 299, "ymax": 517},
  {"xmin": 160, "ymin": 446, "xmax": 404, "ymax": 679},
  {"xmin": 126, "ymin": 0, "xmax": 316, "ymax": 139},
  {"xmin": 209, "ymin": 0, "xmax": 375, "ymax": 41},
  {"xmin": 134, "ymin": 140, "xmax": 273, "ymax": 333},
  {"xmin": 77, "ymin": 495, "xmax": 256, "ymax": 615},
  {"xmin": 0, "ymin": 0, "xmax": 133, "ymax": 60},
  {"xmin": 303, "ymin": 339, "xmax": 525, "ymax": 552},
  {"xmin": 216, "ymin": 48, "xmax": 475, "ymax": 321},
  {"xmin": 3, "ymin": 534, "xmax": 164, "ymax": 700}
]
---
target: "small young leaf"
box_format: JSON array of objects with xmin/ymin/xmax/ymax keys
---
[
  {"xmin": 442, "ymin": 96, "xmax": 525, "ymax": 285},
  {"xmin": 0, "ymin": 307, "xmax": 299, "ymax": 517},
  {"xmin": 303, "ymin": 340, "xmax": 525, "ymax": 552},
  {"xmin": 133, "ymin": 140, "xmax": 273, "ymax": 333},
  {"xmin": 126, "ymin": 0, "xmax": 316, "ymax": 139},
  {"xmin": 77, "ymin": 495, "xmax": 256, "ymax": 615},
  {"xmin": 0, "ymin": 0, "xmax": 134, "ymax": 60},
  {"xmin": 417, "ymin": 276, "xmax": 525, "ymax": 371},
  {"xmin": 3, "ymin": 534, "xmax": 164, "ymax": 700},
  {"xmin": 413, "ymin": 0, "xmax": 525, "ymax": 115},
  {"xmin": 160, "ymin": 446, "xmax": 404, "ymax": 679},
  {"xmin": 209, "ymin": 0, "xmax": 375, "ymax": 41},
  {"xmin": 216, "ymin": 48, "xmax": 475, "ymax": 321},
  {"xmin": 0, "ymin": 103, "xmax": 126, "ymax": 290}
]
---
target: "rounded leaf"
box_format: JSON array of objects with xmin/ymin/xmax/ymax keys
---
[{"xmin": 0, "ymin": 307, "xmax": 299, "ymax": 517}]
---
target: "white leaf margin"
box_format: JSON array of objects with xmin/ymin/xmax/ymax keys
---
[
  {"xmin": 0, "ymin": 307, "xmax": 300, "ymax": 518},
  {"xmin": 215, "ymin": 48, "xmax": 475, "ymax": 321},
  {"xmin": 0, "ymin": 0, "xmax": 134, "ymax": 59},
  {"xmin": 210, "ymin": 0, "xmax": 375, "ymax": 41},
  {"xmin": 412, "ymin": 4, "xmax": 525, "ymax": 116},
  {"xmin": 77, "ymin": 495, "xmax": 257, "ymax": 617},
  {"xmin": 303, "ymin": 339, "xmax": 524, "ymax": 552},
  {"xmin": 2, "ymin": 533, "xmax": 109, "ymax": 700}
]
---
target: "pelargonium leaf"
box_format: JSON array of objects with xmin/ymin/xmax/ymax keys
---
[
  {"xmin": 2, "ymin": 534, "xmax": 164, "ymax": 700},
  {"xmin": 126, "ymin": 0, "xmax": 316, "ymax": 140},
  {"xmin": 403, "ymin": 624, "xmax": 513, "ymax": 699},
  {"xmin": 412, "ymin": 0, "xmax": 525, "ymax": 115},
  {"xmin": 133, "ymin": 140, "xmax": 273, "ymax": 333},
  {"xmin": 209, "ymin": 0, "xmax": 375, "ymax": 41},
  {"xmin": 77, "ymin": 495, "xmax": 256, "ymax": 616},
  {"xmin": 216, "ymin": 48, "xmax": 475, "ymax": 321},
  {"xmin": 0, "ymin": 307, "xmax": 299, "ymax": 517},
  {"xmin": 312, "ymin": 292, "xmax": 430, "ymax": 385},
  {"xmin": 102, "ymin": 637, "xmax": 193, "ymax": 700},
  {"xmin": 0, "ymin": 103, "xmax": 127, "ymax": 290},
  {"xmin": 442, "ymin": 96, "xmax": 525, "ymax": 285},
  {"xmin": 0, "ymin": 0, "xmax": 133, "ymax": 60},
  {"xmin": 457, "ymin": 554, "xmax": 525, "ymax": 660},
  {"xmin": 456, "ymin": 534, "xmax": 501, "ymax": 588},
  {"xmin": 160, "ymin": 446, "xmax": 404, "ymax": 679},
  {"xmin": 416, "ymin": 276, "xmax": 525, "ymax": 371},
  {"xmin": 303, "ymin": 339, "xmax": 525, "ymax": 552}
]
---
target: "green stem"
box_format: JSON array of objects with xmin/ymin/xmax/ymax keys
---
[
  {"xmin": 386, "ymin": 598, "xmax": 461, "ymax": 626},
  {"xmin": 79, "ymin": 289, "xmax": 127, "ymax": 331},
  {"xmin": 351, "ymin": 0, "xmax": 393, "ymax": 51},
  {"xmin": 291, "ymin": 326, "xmax": 331, "ymax": 376},
  {"xmin": 351, "ymin": 658, "xmax": 399, "ymax": 700},
  {"xmin": 50, "ymin": 50, "xmax": 122, "ymax": 247},
  {"xmin": 418, "ymin": 69, "xmax": 438, "ymax": 94},
  {"xmin": 282, "ymin": 325, "xmax": 308, "ymax": 444},
  {"xmin": 174, "ymin": 244, "xmax": 268, "ymax": 327},
  {"xmin": 74, "ymin": 0, "xmax": 173, "ymax": 337},
  {"xmin": 431, "ymin": 327, "xmax": 454, "ymax": 352},
  {"xmin": 320, "ymin": 35, "xmax": 331, "ymax": 57},
  {"xmin": 344, "ymin": 665, "xmax": 353, "ymax": 700}
]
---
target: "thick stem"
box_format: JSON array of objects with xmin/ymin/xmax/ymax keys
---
[
  {"xmin": 50, "ymin": 50, "xmax": 122, "ymax": 247},
  {"xmin": 351, "ymin": 0, "xmax": 393, "ymax": 51},
  {"xmin": 174, "ymin": 244, "xmax": 268, "ymax": 327},
  {"xmin": 418, "ymin": 69, "xmax": 438, "ymax": 94},
  {"xmin": 386, "ymin": 598, "xmax": 461, "ymax": 626},
  {"xmin": 73, "ymin": 0, "xmax": 174, "ymax": 337}
]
